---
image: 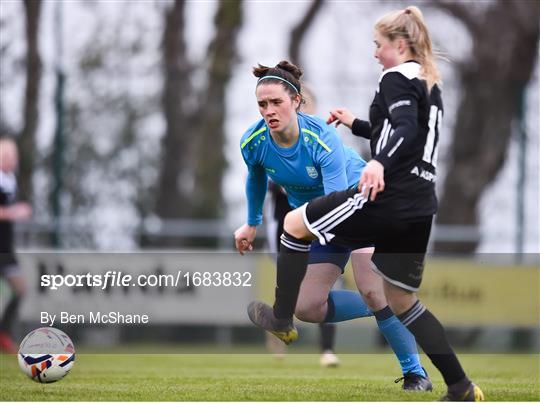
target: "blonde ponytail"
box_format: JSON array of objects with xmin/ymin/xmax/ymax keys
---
[{"xmin": 375, "ymin": 6, "xmax": 441, "ymax": 91}]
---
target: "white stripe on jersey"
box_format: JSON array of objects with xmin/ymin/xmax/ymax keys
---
[
  {"xmin": 431, "ymin": 109, "xmax": 443, "ymax": 168},
  {"xmin": 376, "ymin": 119, "xmax": 393, "ymax": 155},
  {"xmin": 376, "ymin": 119, "xmax": 386, "ymax": 154},
  {"xmin": 422, "ymin": 105, "xmax": 438, "ymax": 163},
  {"xmin": 387, "ymin": 136, "xmax": 404, "ymax": 157},
  {"xmin": 381, "ymin": 127, "xmax": 394, "ymax": 151}
]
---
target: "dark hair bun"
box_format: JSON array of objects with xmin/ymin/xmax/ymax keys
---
[
  {"xmin": 252, "ymin": 60, "xmax": 303, "ymax": 96},
  {"xmin": 275, "ymin": 60, "xmax": 303, "ymax": 80},
  {"xmin": 253, "ymin": 64, "xmax": 271, "ymax": 78},
  {"xmin": 252, "ymin": 60, "xmax": 303, "ymax": 81}
]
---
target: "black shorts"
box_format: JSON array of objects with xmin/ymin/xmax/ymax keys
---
[{"xmin": 302, "ymin": 188, "xmax": 433, "ymax": 292}]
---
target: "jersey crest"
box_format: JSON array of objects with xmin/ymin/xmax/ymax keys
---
[{"xmin": 305, "ymin": 166, "xmax": 318, "ymax": 179}]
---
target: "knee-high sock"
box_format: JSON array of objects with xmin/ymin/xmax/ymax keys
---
[
  {"xmin": 0, "ymin": 295, "xmax": 21, "ymax": 333},
  {"xmin": 319, "ymin": 323, "xmax": 336, "ymax": 352},
  {"xmin": 273, "ymin": 231, "xmax": 311, "ymax": 319},
  {"xmin": 324, "ymin": 290, "xmax": 373, "ymax": 322},
  {"xmin": 398, "ymin": 300, "xmax": 468, "ymax": 386},
  {"xmin": 375, "ymin": 306, "xmax": 426, "ymax": 377}
]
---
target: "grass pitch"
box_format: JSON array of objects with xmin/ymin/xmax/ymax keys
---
[{"xmin": 1, "ymin": 348, "xmax": 538, "ymax": 401}]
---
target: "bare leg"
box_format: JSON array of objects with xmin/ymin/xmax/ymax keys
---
[
  {"xmin": 283, "ymin": 208, "xmax": 314, "ymax": 240},
  {"xmin": 295, "ymin": 263, "xmax": 341, "ymax": 323},
  {"xmin": 350, "ymin": 247, "xmax": 387, "ymax": 311},
  {"xmin": 383, "ymin": 280, "xmax": 417, "ymax": 315}
]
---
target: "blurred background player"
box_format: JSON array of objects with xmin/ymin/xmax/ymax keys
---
[
  {"xmin": 0, "ymin": 137, "xmax": 32, "ymax": 353},
  {"xmin": 264, "ymin": 85, "xmax": 340, "ymax": 367}
]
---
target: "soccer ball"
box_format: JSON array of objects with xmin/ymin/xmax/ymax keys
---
[{"xmin": 18, "ymin": 327, "xmax": 75, "ymax": 383}]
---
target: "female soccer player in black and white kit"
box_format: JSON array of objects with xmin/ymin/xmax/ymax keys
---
[{"xmin": 248, "ymin": 6, "xmax": 484, "ymax": 401}]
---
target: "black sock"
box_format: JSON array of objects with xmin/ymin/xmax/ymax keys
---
[
  {"xmin": 448, "ymin": 376, "xmax": 473, "ymax": 395},
  {"xmin": 319, "ymin": 322, "xmax": 336, "ymax": 352},
  {"xmin": 324, "ymin": 293, "xmax": 336, "ymax": 322},
  {"xmin": 398, "ymin": 300, "xmax": 468, "ymax": 386},
  {"xmin": 0, "ymin": 295, "xmax": 21, "ymax": 333},
  {"xmin": 273, "ymin": 231, "xmax": 311, "ymax": 319}
]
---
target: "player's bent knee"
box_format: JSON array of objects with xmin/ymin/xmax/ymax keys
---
[
  {"xmin": 283, "ymin": 209, "xmax": 311, "ymax": 239},
  {"xmin": 295, "ymin": 300, "xmax": 325, "ymax": 323}
]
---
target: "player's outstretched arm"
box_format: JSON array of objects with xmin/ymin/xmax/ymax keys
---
[{"xmin": 326, "ymin": 107, "xmax": 355, "ymax": 129}]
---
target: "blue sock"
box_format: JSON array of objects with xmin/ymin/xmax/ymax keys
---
[
  {"xmin": 324, "ymin": 290, "xmax": 373, "ymax": 322},
  {"xmin": 375, "ymin": 306, "xmax": 426, "ymax": 377}
]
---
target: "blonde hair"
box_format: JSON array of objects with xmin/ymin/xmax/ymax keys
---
[{"xmin": 375, "ymin": 6, "xmax": 441, "ymax": 90}]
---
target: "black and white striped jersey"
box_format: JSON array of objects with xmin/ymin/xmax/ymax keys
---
[{"xmin": 351, "ymin": 61, "xmax": 442, "ymax": 219}]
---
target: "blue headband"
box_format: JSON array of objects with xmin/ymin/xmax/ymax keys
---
[{"xmin": 257, "ymin": 75, "xmax": 299, "ymax": 94}]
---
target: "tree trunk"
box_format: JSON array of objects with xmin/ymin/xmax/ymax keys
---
[
  {"xmin": 155, "ymin": 0, "xmax": 194, "ymax": 223},
  {"xmin": 19, "ymin": 0, "xmax": 42, "ymax": 203},
  {"xmin": 191, "ymin": 0, "xmax": 243, "ymax": 223},
  {"xmin": 434, "ymin": 0, "xmax": 540, "ymax": 253}
]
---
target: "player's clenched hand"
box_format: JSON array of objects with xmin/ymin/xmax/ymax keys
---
[
  {"xmin": 358, "ymin": 160, "xmax": 385, "ymax": 201},
  {"xmin": 234, "ymin": 223, "xmax": 257, "ymax": 255},
  {"xmin": 326, "ymin": 108, "xmax": 355, "ymax": 129}
]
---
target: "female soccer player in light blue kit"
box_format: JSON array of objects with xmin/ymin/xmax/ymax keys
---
[{"xmin": 234, "ymin": 60, "xmax": 431, "ymax": 391}]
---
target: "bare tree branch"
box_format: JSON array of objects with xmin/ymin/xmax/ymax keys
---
[
  {"xmin": 155, "ymin": 0, "xmax": 194, "ymax": 224},
  {"xmin": 434, "ymin": 0, "xmax": 539, "ymax": 253},
  {"xmin": 288, "ymin": 0, "xmax": 325, "ymax": 66},
  {"xmin": 19, "ymin": 0, "xmax": 42, "ymax": 203},
  {"xmin": 192, "ymin": 0, "xmax": 243, "ymax": 224},
  {"xmin": 432, "ymin": 0, "xmax": 480, "ymax": 34}
]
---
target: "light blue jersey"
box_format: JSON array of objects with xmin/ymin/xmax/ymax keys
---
[{"xmin": 240, "ymin": 112, "xmax": 366, "ymax": 226}]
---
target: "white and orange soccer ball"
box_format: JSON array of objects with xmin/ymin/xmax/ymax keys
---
[{"xmin": 18, "ymin": 327, "xmax": 75, "ymax": 383}]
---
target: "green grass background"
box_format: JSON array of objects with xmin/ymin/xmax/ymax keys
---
[{"xmin": 1, "ymin": 348, "xmax": 539, "ymax": 401}]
